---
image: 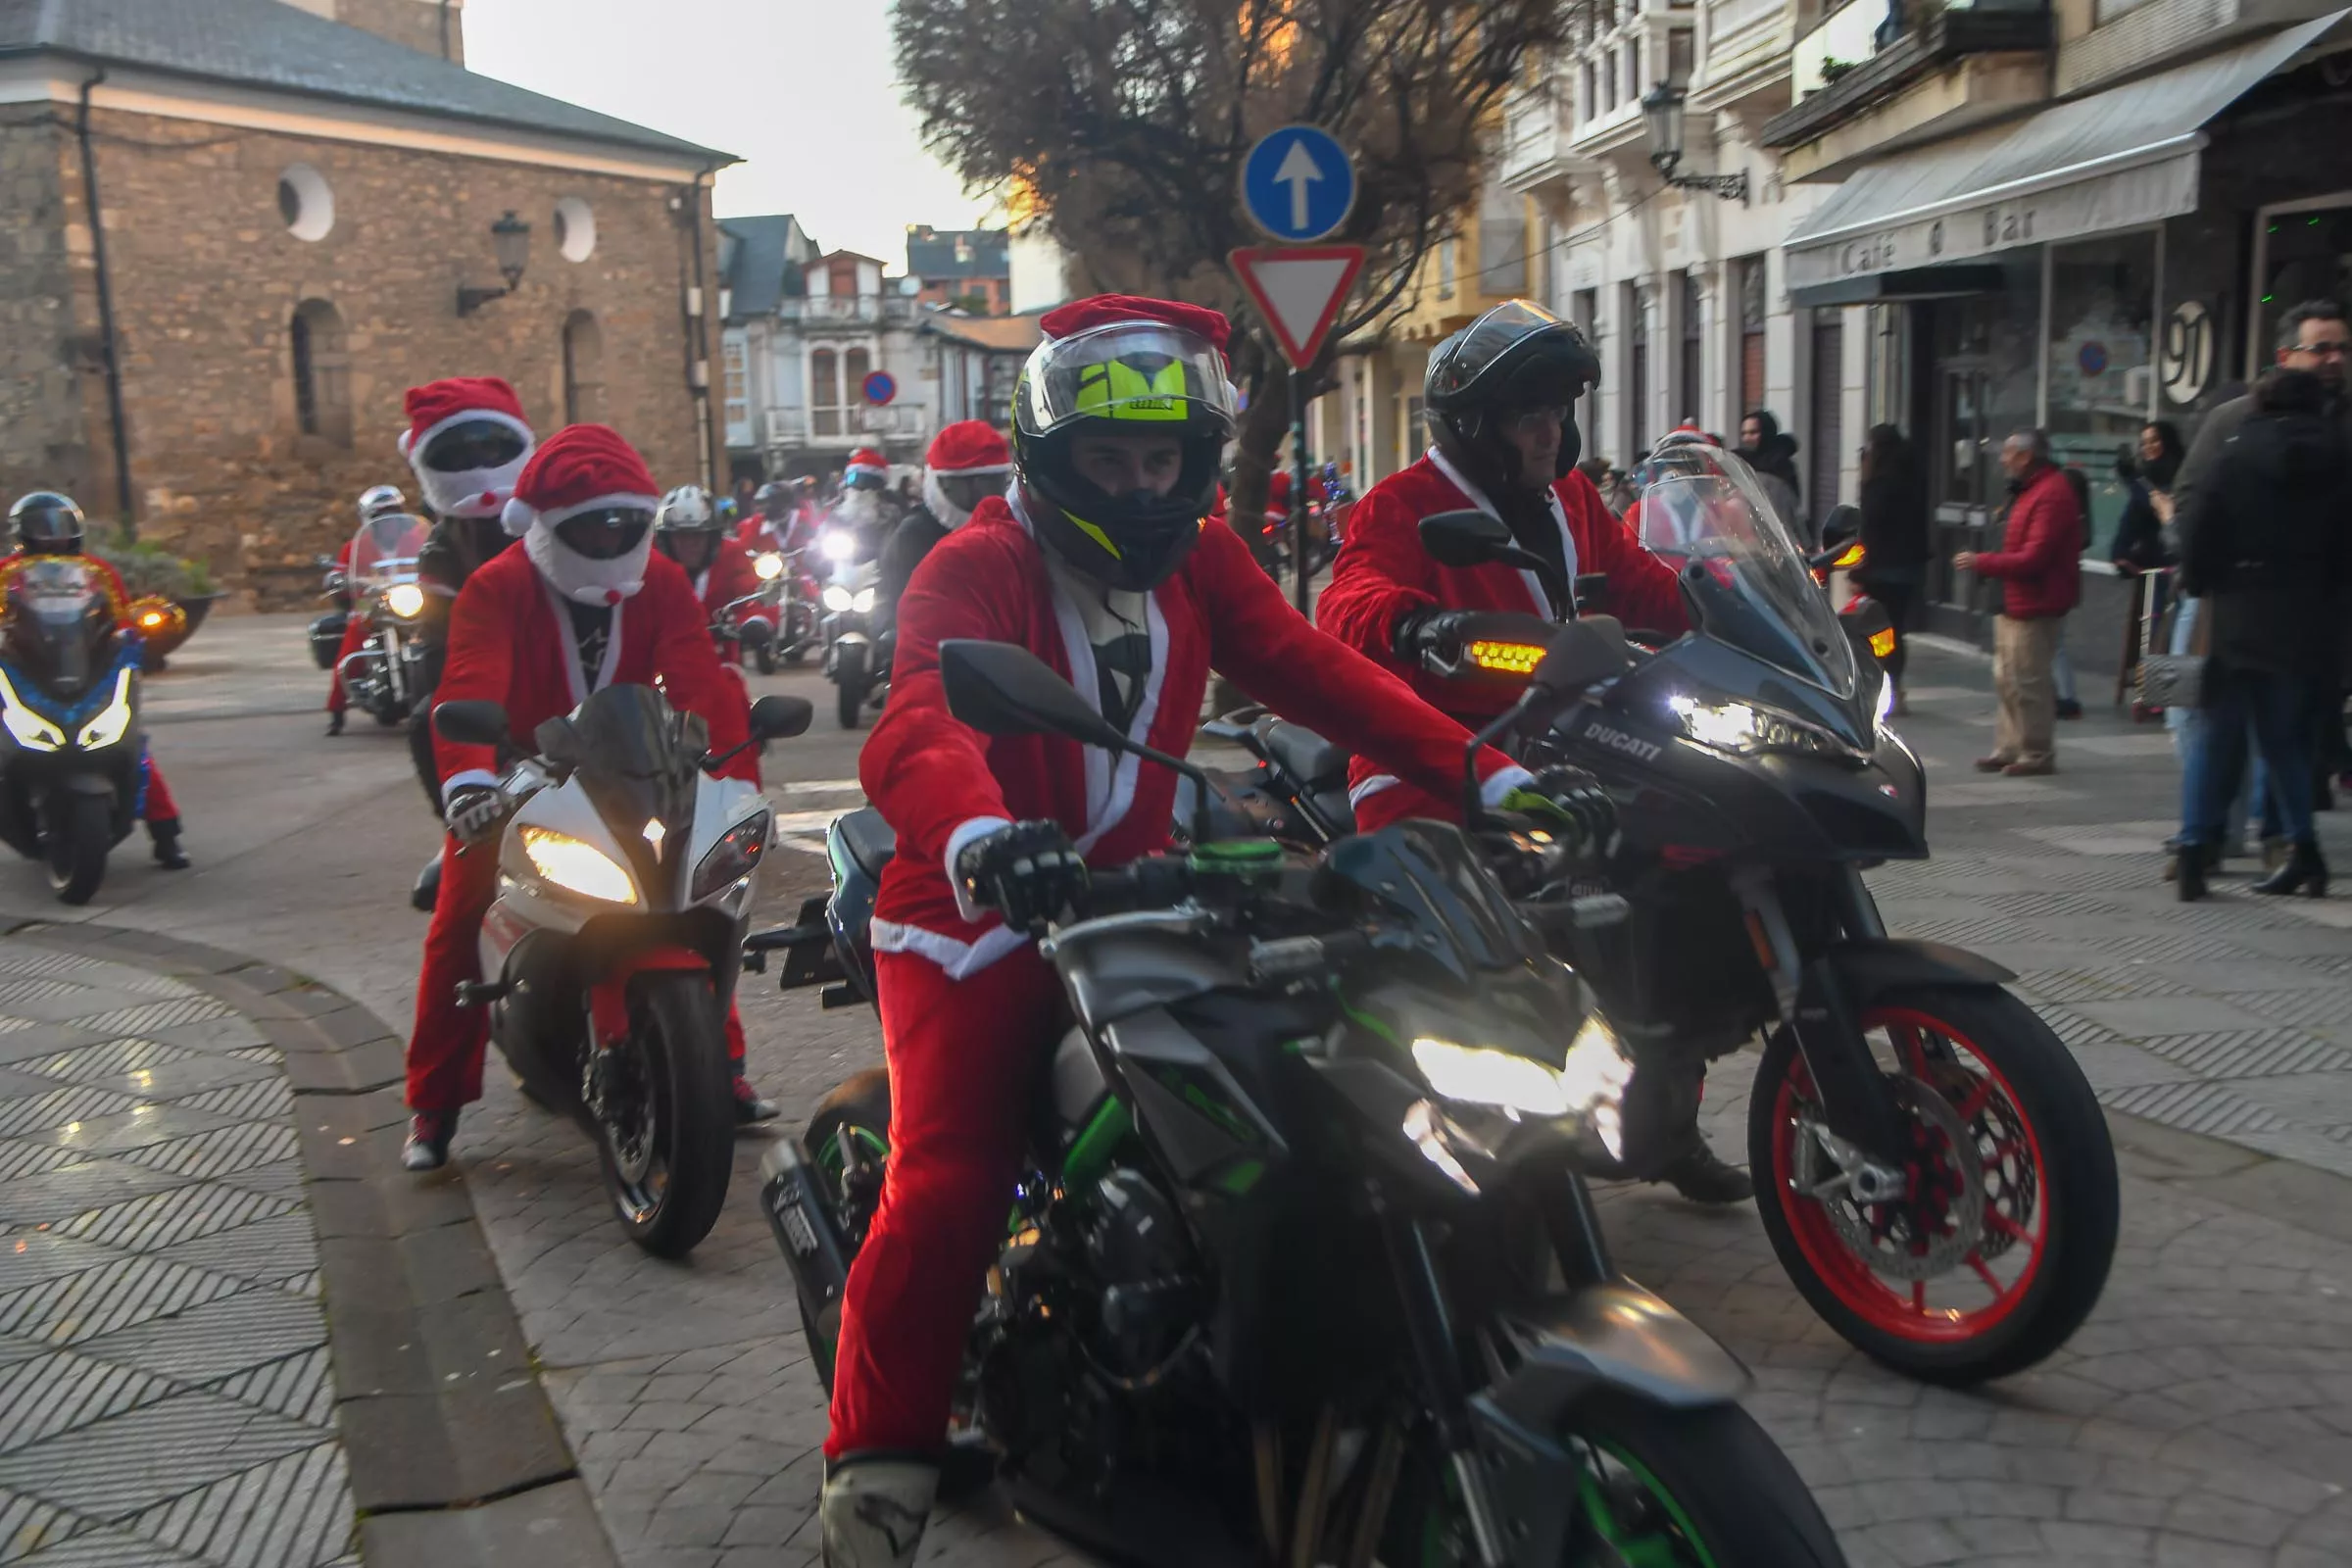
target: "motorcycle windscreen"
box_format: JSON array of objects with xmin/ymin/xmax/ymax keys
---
[
  {"xmin": 350, "ymin": 513, "xmax": 430, "ymax": 591},
  {"xmin": 1631, "ymin": 444, "xmax": 1858, "ymax": 704},
  {"xmin": 1314, "ymin": 820, "xmax": 1546, "ymax": 983},
  {"xmin": 4, "ymin": 560, "xmax": 110, "ymax": 698},
  {"xmin": 561, "ymin": 684, "xmax": 707, "ymax": 887}
]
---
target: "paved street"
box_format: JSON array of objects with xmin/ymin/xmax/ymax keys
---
[{"xmin": 4, "ymin": 610, "xmax": 2349, "ymax": 1567}]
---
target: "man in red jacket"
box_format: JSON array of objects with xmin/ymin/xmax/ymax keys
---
[
  {"xmin": 1956, "ymin": 430, "xmax": 2082, "ymax": 777},
  {"xmin": 816, "ymin": 295, "xmax": 1611, "ymax": 1567},
  {"xmin": 1317, "ymin": 302, "xmax": 1748, "ymax": 1207},
  {"xmin": 400, "ymin": 424, "xmax": 763, "ymax": 1171}
]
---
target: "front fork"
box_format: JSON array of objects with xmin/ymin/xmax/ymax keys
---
[{"xmin": 1733, "ymin": 864, "xmax": 1912, "ymax": 1179}]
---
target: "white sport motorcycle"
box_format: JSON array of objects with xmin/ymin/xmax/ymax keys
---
[{"xmin": 434, "ymin": 684, "xmax": 811, "ymax": 1255}]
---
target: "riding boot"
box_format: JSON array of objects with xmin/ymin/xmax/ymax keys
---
[
  {"xmin": 402, "ymin": 1109, "xmax": 459, "ymax": 1172},
  {"xmin": 1659, "ymin": 1138, "xmax": 1753, "ymax": 1204},
  {"xmin": 411, "ymin": 850, "xmax": 443, "ymax": 912},
  {"xmin": 325, "ymin": 710, "xmax": 345, "ymax": 737},
  {"xmin": 2176, "ymin": 845, "xmax": 2208, "ymax": 902},
  {"xmin": 819, "ymin": 1456, "xmax": 935, "ymax": 1568},
  {"xmin": 2252, "ymin": 839, "xmax": 2328, "ymax": 898},
  {"xmin": 148, "ymin": 818, "xmax": 190, "ymax": 870}
]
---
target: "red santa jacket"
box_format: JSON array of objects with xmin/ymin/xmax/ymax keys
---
[
  {"xmin": 430, "ymin": 545, "xmax": 755, "ymax": 794},
  {"xmin": 689, "ymin": 536, "xmax": 764, "ymax": 619},
  {"xmin": 863, "ymin": 494, "xmax": 1523, "ymax": 978}
]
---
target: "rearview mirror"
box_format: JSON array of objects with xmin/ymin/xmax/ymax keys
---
[
  {"xmin": 434, "ymin": 700, "xmax": 510, "ymax": 748},
  {"xmin": 1418, "ymin": 510, "xmax": 1512, "ymax": 568},
  {"xmin": 750, "ymin": 693, "xmax": 813, "ymax": 741},
  {"xmin": 1819, "ymin": 504, "xmax": 1863, "ymax": 551},
  {"xmin": 1531, "ymin": 617, "xmax": 1635, "ymax": 696},
  {"xmin": 940, "ymin": 639, "xmax": 1128, "ymax": 751}
]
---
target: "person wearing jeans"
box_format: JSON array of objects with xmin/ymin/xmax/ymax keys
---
[{"xmin": 1957, "ymin": 431, "xmax": 2082, "ymax": 777}]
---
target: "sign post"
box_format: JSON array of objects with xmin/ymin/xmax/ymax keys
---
[{"xmin": 1234, "ymin": 126, "xmax": 1360, "ymax": 612}]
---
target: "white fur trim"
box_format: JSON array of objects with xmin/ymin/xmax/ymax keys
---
[
  {"xmin": 524, "ymin": 514, "xmax": 655, "ymax": 606},
  {"xmin": 501, "ymin": 496, "xmax": 535, "ymax": 536},
  {"xmin": 1425, "ymin": 447, "xmax": 1580, "ymax": 616},
  {"xmin": 442, "ymin": 767, "xmax": 500, "ymax": 796},
  {"xmin": 922, "ymin": 466, "xmax": 1007, "ymax": 531},
  {"xmin": 405, "ymin": 410, "xmax": 534, "ymax": 521},
  {"xmin": 1481, "ymin": 765, "xmax": 1536, "ymax": 808},
  {"xmin": 944, "ymin": 815, "xmax": 1014, "ymax": 924},
  {"xmin": 1348, "ymin": 773, "xmax": 1399, "ymax": 808},
  {"xmin": 870, "ymin": 917, "xmax": 1030, "ymax": 979}
]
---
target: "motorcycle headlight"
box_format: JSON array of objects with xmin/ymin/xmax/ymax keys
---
[
  {"xmin": 0, "ymin": 669, "xmax": 65, "ymax": 753},
  {"xmin": 851, "ymin": 587, "xmax": 876, "ymax": 613},
  {"xmin": 822, "ymin": 585, "xmax": 854, "ymax": 612},
  {"xmin": 1411, "ymin": 1016, "xmax": 1632, "ymax": 1157},
  {"xmin": 1667, "ymin": 693, "xmax": 1850, "ymax": 758},
  {"xmin": 820, "ymin": 530, "xmax": 855, "ymax": 563},
  {"xmin": 754, "ymin": 553, "xmax": 784, "ymax": 581},
  {"xmin": 690, "ymin": 808, "xmax": 771, "ymax": 902},
  {"xmin": 384, "ymin": 582, "xmax": 425, "ymax": 619},
  {"xmin": 519, "ymin": 826, "xmax": 638, "ymax": 905},
  {"xmin": 76, "ymin": 667, "xmax": 134, "ymax": 751}
]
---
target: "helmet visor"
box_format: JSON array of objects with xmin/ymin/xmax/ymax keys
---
[
  {"xmin": 14, "ymin": 505, "xmax": 82, "ymax": 551},
  {"xmin": 556, "ymin": 507, "xmax": 653, "ymax": 561},
  {"xmin": 1017, "ymin": 322, "xmax": 1237, "ymax": 439},
  {"xmin": 419, "ymin": 418, "xmax": 529, "ymax": 474},
  {"xmin": 1428, "ymin": 301, "xmax": 1574, "ymax": 402}
]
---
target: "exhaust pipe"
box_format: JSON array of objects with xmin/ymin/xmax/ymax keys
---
[{"xmin": 759, "ymin": 1139, "xmax": 854, "ymax": 1309}]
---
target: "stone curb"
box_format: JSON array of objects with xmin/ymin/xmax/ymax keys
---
[{"xmin": 3, "ymin": 917, "xmax": 624, "ymax": 1568}]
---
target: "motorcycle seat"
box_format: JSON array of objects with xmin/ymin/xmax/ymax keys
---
[
  {"xmin": 1258, "ymin": 720, "xmax": 1347, "ymax": 788},
  {"xmin": 836, "ymin": 807, "xmax": 896, "ymax": 880}
]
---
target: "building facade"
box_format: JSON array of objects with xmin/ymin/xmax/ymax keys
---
[
  {"xmin": 906, "ymin": 225, "xmax": 1012, "ymax": 315},
  {"xmin": 1769, "ymin": 0, "xmax": 2352, "ymax": 666},
  {"xmin": 0, "ymin": 0, "xmax": 731, "ymax": 606}
]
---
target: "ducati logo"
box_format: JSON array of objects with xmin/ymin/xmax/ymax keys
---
[{"xmin": 1580, "ymin": 721, "xmax": 1662, "ymax": 762}]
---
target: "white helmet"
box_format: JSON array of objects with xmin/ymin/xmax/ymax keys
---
[
  {"xmin": 357, "ymin": 484, "xmax": 407, "ymax": 521},
  {"xmin": 654, "ymin": 485, "xmax": 718, "ymax": 535}
]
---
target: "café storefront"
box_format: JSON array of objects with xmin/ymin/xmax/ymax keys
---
[{"xmin": 1786, "ymin": 12, "xmax": 2352, "ymax": 666}]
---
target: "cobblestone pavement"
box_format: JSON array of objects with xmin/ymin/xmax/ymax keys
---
[
  {"xmin": 22, "ymin": 615, "xmax": 2350, "ymax": 1567},
  {"xmin": 0, "ymin": 937, "xmax": 356, "ymax": 1567}
]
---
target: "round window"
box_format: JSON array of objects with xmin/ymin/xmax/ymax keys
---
[
  {"xmin": 278, "ymin": 164, "xmax": 334, "ymax": 243},
  {"xmin": 554, "ymin": 197, "xmax": 596, "ymax": 263}
]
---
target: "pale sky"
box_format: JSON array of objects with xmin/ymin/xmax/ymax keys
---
[{"xmin": 464, "ymin": 0, "xmax": 991, "ymax": 267}]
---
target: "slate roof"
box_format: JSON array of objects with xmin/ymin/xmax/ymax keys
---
[
  {"xmin": 0, "ymin": 0, "xmax": 732, "ymax": 164},
  {"xmin": 906, "ymin": 225, "xmax": 1008, "ymax": 280},
  {"xmin": 718, "ymin": 215, "xmax": 803, "ymax": 319}
]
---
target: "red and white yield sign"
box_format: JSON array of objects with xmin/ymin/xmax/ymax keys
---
[{"xmin": 1229, "ymin": 245, "xmax": 1367, "ymax": 369}]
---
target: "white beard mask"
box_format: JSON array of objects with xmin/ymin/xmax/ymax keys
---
[{"xmin": 523, "ymin": 518, "xmax": 655, "ymax": 606}]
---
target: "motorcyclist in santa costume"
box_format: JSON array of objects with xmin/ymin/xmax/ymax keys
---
[
  {"xmin": 323, "ymin": 483, "xmax": 412, "ymax": 735},
  {"xmin": 399, "ymin": 423, "xmax": 771, "ymax": 1172},
  {"xmin": 815, "ymin": 295, "xmax": 1615, "ymax": 1567},
  {"xmin": 3, "ymin": 492, "xmax": 189, "ymax": 870},
  {"xmin": 1317, "ymin": 300, "xmax": 1752, "ymax": 1206},
  {"xmin": 876, "ymin": 418, "xmax": 1012, "ymax": 636}
]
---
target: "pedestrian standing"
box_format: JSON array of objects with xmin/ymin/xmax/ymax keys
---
[
  {"xmin": 2172, "ymin": 367, "xmax": 2352, "ymax": 900},
  {"xmin": 1956, "ymin": 430, "xmax": 2082, "ymax": 777},
  {"xmin": 2112, "ymin": 421, "xmax": 2183, "ymax": 574},
  {"xmin": 1856, "ymin": 423, "xmax": 1929, "ymax": 713},
  {"xmin": 1739, "ymin": 410, "xmax": 1807, "ymax": 543},
  {"xmin": 2052, "ymin": 466, "xmax": 2094, "ymax": 719}
]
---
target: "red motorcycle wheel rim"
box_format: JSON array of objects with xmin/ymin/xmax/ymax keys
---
[{"xmin": 1768, "ymin": 1005, "xmax": 2050, "ymax": 1345}]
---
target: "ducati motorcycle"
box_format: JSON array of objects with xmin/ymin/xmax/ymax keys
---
[
  {"xmin": 432, "ymin": 685, "xmax": 811, "ymax": 1255},
  {"xmin": 0, "ymin": 558, "xmax": 151, "ymax": 905},
  {"xmin": 749, "ymin": 638, "xmax": 1845, "ymax": 1568},
  {"xmin": 325, "ymin": 512, "xmax": 433, "ymax": 726},
  {"xmin": 1198, "ymin": 446, "xmax": 2118, "ymax": 1387}
]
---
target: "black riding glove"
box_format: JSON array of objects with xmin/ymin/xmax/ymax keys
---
[
  {"xmin": 1495, "ymin": 764, "xmax": 1618, "ymax": 862},
  {"xmin": 1393, "ymin": 607, "xmax": 1473, "ymax": 663},
  {"xmin": 444, "ymin": 783, "xmax": 512, "ymax": 848},
  {"xmin": 955, "ymin": 820, "xmax": 1089, "ymax": 929}
]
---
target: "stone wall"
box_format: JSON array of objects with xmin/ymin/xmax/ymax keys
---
[
  {"xmin": 67, "ymin": 107, "xmax": 717, "ymax": 606},
  {"xmin": 0, "ymin": 118, "xmax": 107, "ymax": 511}
]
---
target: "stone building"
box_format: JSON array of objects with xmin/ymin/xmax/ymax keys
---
[{"xmin": 0, "ymin": 0, "xmax": 734, "ymax": 605}]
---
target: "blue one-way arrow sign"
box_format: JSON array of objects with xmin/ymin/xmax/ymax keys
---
[{"xmin": 1242, "ymin": 124, "xmax": 1355, "ymax": 244}]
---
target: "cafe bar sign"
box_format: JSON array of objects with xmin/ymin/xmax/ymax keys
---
[{"xmin": 1787, "ymin": 151, "xmax": 2200, "ymax": 291}]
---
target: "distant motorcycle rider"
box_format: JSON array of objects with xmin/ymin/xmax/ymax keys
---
[
  {"xmin": 324, "ymin": 483, "xmax": 415, "ymax": 736},
  {"xmin": 654, "ymin": 485, "xmax": 764, "ymax": 656},
  {"xmin": 877, "ymin": 420, "xmax": 1011, "ymax": 635},
  {"xmin": 1317, "ymin": 300, "xmax": 1752, "ymax": 1206},
  {"xmin": 4, "ymin": 492, "xmax": 188, "ymax": 869}
]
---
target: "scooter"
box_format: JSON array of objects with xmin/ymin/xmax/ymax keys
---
[{"xmin": 431, "ymin": 685, "xmax": 811, "ymax": 1255}]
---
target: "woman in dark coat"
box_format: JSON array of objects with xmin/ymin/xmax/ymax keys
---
[
  {"xmin": 1856, "ymin": 423, "xmax": 1931, "ymax": 710},
  {"xmin": 2111, "ymin": 420, "xmax": 2183, "ymax": 572}
]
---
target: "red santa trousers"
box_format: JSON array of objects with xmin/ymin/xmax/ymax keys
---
[
  {"xmin": 825, "ymin": 947, "xmax": 1061, "ymax": 1458},
  {"xmin": 139, "ymin": 751, "xmax": 177, "ymax": 824},
  {"xmin": 324, "ymin": 612, "xmax": 369, "ymax": 714},
  {"xmin": 405, "ymin": 832, "xmax": 753, "ymax": 1113}
]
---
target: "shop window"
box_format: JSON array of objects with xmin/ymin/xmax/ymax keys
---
[
  {"xmin": 1738, "ymin": 255, "xmax": 1768, "ymax": 416},
  {"xmin": 2046, "ymin": 232, "xmax": 2157, "ymax": 558},
  {"xmin": 1810, "ymin": 314, "xmax": 1843, "ymax": 520},
  {"xmin": 2255, "ymin": 204, "xmax": 2352, "ymax": 373},
  {"xmin": 563, "ymin": 311, "xmax": 604, "ymax": 424},
  {"xmin": 290, "ymin": 299, "xmax": 351, "ymax": 446},
  {"xmin": 810, "ymin": 348, "xmax": 840, "ymax": 436}
]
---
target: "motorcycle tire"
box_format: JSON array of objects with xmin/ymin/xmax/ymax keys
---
[
  {"xmin": 1381, "ymin": 1394, "xmax": 1844, "ymax": 1567},
  {"xmin": 45, "ymin": 794, "xmax": 110, "ymax": 906},
  {"xmin": 756, "ymin": 643, "xmax": 778, "ymax": 675},
  {"xmin": 798, "ymin": 1068, "xmax": 892, "ymax": 1396},
  {"xmin": 1748, "ymin": 984, "xmax": 2119, "ymax": 1386},
  {"xmin": 372, "ymin": 705, "xmax": 406, "ymax": 728},
  {"xmin": 837, "ymin": 674, "xmax": 867, "ymax": 730},
  {"xmin": 598, "ymin": 972, "xmax": 735, "ymax": 1258}
]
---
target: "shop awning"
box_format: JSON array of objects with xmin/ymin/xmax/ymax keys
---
[{"xmin": 1787, "ymin": 11, "xmax": 2345, "ymax": 300}]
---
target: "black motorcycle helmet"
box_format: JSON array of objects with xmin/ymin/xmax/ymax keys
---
[
  {"xmin": 1011, "ymin": 307, "xmax": 1238, "ymax": 593},
  {"xmin": 10, "ymin": 492, "xmax": 86, "ymax": 557},
  {"xmin": 1425, "ymin": 301, "xmax": 1601, "ymax": 496},
  {"xmin": 754, "ymin": 480, "xmax": 791, "ymax": 519}
]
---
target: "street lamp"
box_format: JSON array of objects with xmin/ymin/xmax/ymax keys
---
[
  {"xmin": 458, "ymin": 210, "xmax": 533, "ymax": 316},
  {"xmin": 1641, "ymin": 81, "xmax": 1748, "ymax": 204}
]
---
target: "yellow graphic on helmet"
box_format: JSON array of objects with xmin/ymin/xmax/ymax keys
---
[
  {"xmin": 1062, "ymin": 511, "xmax": 1122, "ymax": 558},
  {"xmin": 1075, "ymin": 359, "xmax": 1189, "ymax": 421}
]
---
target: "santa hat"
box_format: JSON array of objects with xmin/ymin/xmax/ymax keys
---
[
  {"xmin": 502, "ymin": 424, "xmax": 662, "ymax": 605},
  {"xmin": 845, "ymin": 447, "xmax": 890, "ymax": 483},
  {"xmin": 399, "ymin": 376, "xmax": 535, "ymax": 520},
  {"xmin": 922, "ymin": 419, "xmax": 1012, "ymax": 530},
  {"xmin": 1041, "ymin": 294, "xmax": 1232, "ymax": 356}
]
